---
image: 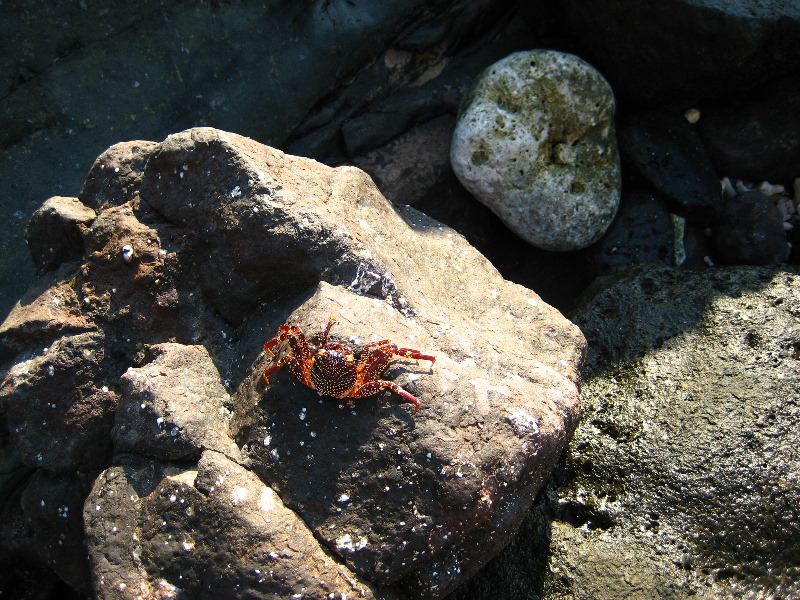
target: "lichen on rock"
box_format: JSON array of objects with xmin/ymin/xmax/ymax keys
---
[{"xmin": 450, "ymin": 50, "xmax": 621, "ymax": 251}]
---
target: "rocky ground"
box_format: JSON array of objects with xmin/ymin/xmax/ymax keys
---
[{"xmin": 1, "ymin": 1, "xmax": 799, "ymax": 599}]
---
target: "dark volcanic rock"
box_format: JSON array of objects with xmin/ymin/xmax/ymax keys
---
[
  {"xmin": 1, "ymin": 127, "xmax": 585, "ymax": 599},
  {"xmin": 1, "ymin": 331, "xmax": 118, "ymax": 472},
  {"xmin": 0, "ymin": 0, "xmax": 520, "ymax": 322},
  {"xmin": 563, "ymin": 264, "xmax": 800, "ymax": 599},
  {"xmin": 552, "ymin": 1, "xmax": 800, "ymax": 107},
  {"xmin": 714, "ymin": 190, "xmax": 791, "ymax": 265},
  {"xmin": 85, "ymin": 451, "xmax": 384, "ymax": 600},
  {"xmin": 25, "ymin": 196, "xmax": 96, "ymax": 275},
  {"xmin": 113, "ymin": 343, "xmax": 241, "ymax": 462},
  {"xmin": 454, "ymin": 263, "xmax": 800, "ymax": 599},
  {"xmin": 20, "ymin": 470, "xmax": 91, "ymax": 593},
  {"xmin": 619, "ymin": 112, "xmax": 721, "ymax": 222},
  {"xmin": 585, "ymin": 192, "xmax": 676, "ymax": 277},
  {"xmin": 698, "ymin": 74, "xmax": 800, "ymax": 185}
]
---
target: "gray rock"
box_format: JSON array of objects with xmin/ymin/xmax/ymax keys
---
[
  {"xmin": 453, "ymin": 263, "xmax": 800, "ymax": 599},
  {"xmin": 114, "ymin": 343, "xmax": 242, "ymax": 462},
  {"xmin": 234, "ymin": 279, "xmax": 582, "ymax": 596},
  {"xmin": 25, "ymin": 196, "xmax": 96, "ymax": 275},
  {"xmin": 563, "ymin": 264, "xmax": 800, "ymax": 599},
  {"xmin": 451, "ymin": 50, "xmax": 621, "ymax": 251}
]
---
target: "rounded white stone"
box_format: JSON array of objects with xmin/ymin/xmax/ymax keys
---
[{"xmin": 451, "ymin": 50, "xmax": 621, "ymax": 251}]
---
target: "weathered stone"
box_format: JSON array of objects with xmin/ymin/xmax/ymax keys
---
[
  {"xmin": 0, "ymin": 332, "xmax": 118, "ymax": 472},
  {"xmin": 0, "ymin": 0, "xmax": 517, "ymax": 322},
  {"xmin": 84, "ymin": 451, "xmax": 385, "ymax": 600},
  {"xmin": 451, "ymin": 50, "xmax": 621, "ymax": 251},
  {"xmin": 233, "ymin": 277, "xmax": 583, "ymax": 597},
  {"xmin": 713, "ymin": 190, "xmax": 791, "ymax": 265},
  {"xmin": 0, "ymin": 266, "xmax": 94, "ymax": 352},
  {"xmin": 78, "ymin": 140, "xmax": 158, "ymax": 212},
  {"xmin": 114, "ymin": 343, "xmax": 241, "ymax": 462},
  {"xmin": 619, "ymin": 111, "xmax": 722, "ymax": 222},
  {"xmin": 354, "ymin": 115, "xmax": 592, "ymax": 312},
  {"xmin": 25, "ymin": 196, "xmax": 96, "ymax": 274},
  {"xmin": 2, "ymin": 127, "xmax": 585, "ymax": 598},
  {"xmin": 585, "ymin": 192, "xmax": 676, "ymax": 277},
  {"xmin": 563, "ymin": 264, "xmax": 800, "ymax": 599}
]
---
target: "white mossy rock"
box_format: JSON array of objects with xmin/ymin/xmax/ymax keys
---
[{"xmin": 451, "ymin": 50, "xmax": 621, "ymax": 251}]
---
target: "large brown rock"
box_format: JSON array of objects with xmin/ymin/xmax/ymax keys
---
[{"xmin": 1, "ymin": 127, "xmax": 585, "ymax": 598}]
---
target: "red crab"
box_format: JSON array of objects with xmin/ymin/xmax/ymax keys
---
[{"xmin": 262, "ymin": 317, "xmax": 435, "ymax": 413}]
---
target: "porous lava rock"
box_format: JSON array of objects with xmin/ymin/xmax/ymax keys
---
[
  {"xmin": 450, "ymin": 50, "xmax": 620, "ymax": 251},
  {"xmin": 452, "ymin": 263, "xmax": 800, "ymax": 600},
  {"xmin": 561, "ymin": 264, "xmax": 800, "ymax": 599},
  {"xmin": 0, "ymin": 127, "xmax": 585, "ymax": 599},
  {"xmin": 714, "ymin": 190, "xmax": 791, "ymax": 265},
  {"xmin": 618, "ymin": 111, "xmax": 722, "ymax": 223}
]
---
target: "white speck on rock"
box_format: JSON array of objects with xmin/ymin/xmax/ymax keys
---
[
  {"xmin": 506, "ymin": 407, "xmax": 539, "ymax": 436},
  {"xmin": 336, "ymin": 533, "xmax": 368, "ymax": 553},
  {"xmin": 231, "ymin": 487, "xmax": 249, "ymax": 505}
]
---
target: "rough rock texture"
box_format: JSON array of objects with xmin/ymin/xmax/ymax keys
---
[
  {"xmin": 84, "ymin": 451, "xmax": 384, "ymax": 600},
  {"xmin": 584, "ymin": 192, "xmax": 677, "ymax": 277},
  {"xmin": 25, "ymin": 196, "xmax": 97, "ymax": 275},
  {"xmin": 0, "ymin": 0, "xmax": 522, "ymax": 321},
  {"xmin": 0, "ymin": 127, "xmax": 585, "ymax": 599},
  {"xmin": 451, "ymin": 50, "xmax": 621, "ymax": 251},
  {"xmin": 452, "ymin": 263, "xmax": 800, "ymax": 600},
  {"xmin": 550, "ymin": 0, "xmax": 800, "ymax": 106},
  {"xmin": 560, "ymin": 264, "xmax": 800, "ymax": 599},
  {"xmin": 113, "ymin": 343, "xmax": 242, "ymax": 462},
  {"xmin": 1, "ymin": 332, "xmax": 118, "ymax": 472}
]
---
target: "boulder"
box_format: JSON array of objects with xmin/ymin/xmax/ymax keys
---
[
  {"xmin": 1, "ymin": 127, "xmax": 585, "ymax": 598},
  {"xmin": 453, "ymin": 263, "xmax": 800, "ymax": 599},
  {"xmin": 25, "ymin": 196, "xmax": 96, "ymax": 274},
  {"xmin": 84, "ymin": 451, "xmax": 385, "ymax": 600},
  {"xmin": 0, "ymin": 331, "xmax": 118, "ymax": 472},
  {"xmin": 451, "ymin": 50, "xmax": 621, "ymax": 251},
  {"xmin": 113, "ymin": 343, "xmax": 242, "ymax": 462},
  {"xmin": 562, "ymin": 264, "xmax": 800, "ymax": 599}
]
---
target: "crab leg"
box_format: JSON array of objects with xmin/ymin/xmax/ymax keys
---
[
  {"xmin": 350, "ymin": 380, "xmax": 422, "ymax": 414},
  {"xmin": 263, "ymin": 324, "xmax": 314, "ymax": 387},
  {"xmin": 395, "ymin": 347, "xmax": 436, "ymax": 363}
]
